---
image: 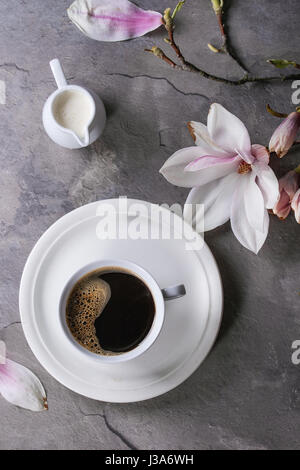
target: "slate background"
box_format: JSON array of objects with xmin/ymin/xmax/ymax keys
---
[{"xmin": 0, "ymin": 0, "xmax": 299, "ymax": 450}]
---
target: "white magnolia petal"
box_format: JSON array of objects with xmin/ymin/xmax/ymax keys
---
[
  {"xmin": 231, "ymin": 176, "xmax": 269, "ymax": 254},
  {"xmin": 0, "ymin": 359, "xmax": 48, "ymax": 412},
  {"xmin": 187, "ymin": 121, "xmax": 230, "ymax": 157},
  {"xmin": 67, "ymin": 0, "xmax": 162, "ymax": 42},
  {"xmin": 244, "ymin": 173, "xmax": 265, "ymax": 233},
  {"xmin": 253, "ymin": 162, "xmax": 279, "ymax": 209},
  {"xmin": 184, "ymin": 173, "xmax": 240, "ymax": 231},
  {"xmin": 235, "ymin": 148, "xmax": 254, "ymax": 164},
  {"xmin": 160, "ymin": 147, "xmax": 239, "ymax": 188},
  {"xmin": 207, "ymin": 103, "xmax": 252, "ymax": 155}
]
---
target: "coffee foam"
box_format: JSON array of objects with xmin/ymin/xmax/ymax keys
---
[{"xmin": 66, "ymin": 274, "xmax": 114, "ymax": 355}]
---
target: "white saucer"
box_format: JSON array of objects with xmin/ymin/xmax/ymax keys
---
[{"xmin": 19, "ymin": 199, "xmax": 223, "ymax": 403}]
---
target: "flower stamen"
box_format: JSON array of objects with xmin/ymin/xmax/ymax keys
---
[{"xmin": 238, "ymin": 161, "xmax": 252, "ymax": 174}]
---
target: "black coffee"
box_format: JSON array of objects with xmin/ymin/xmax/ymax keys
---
[{"xmin": 66, "ymin": 268, "xmax": 155, "ymax": 355}]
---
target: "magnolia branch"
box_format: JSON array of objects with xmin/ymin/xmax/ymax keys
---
[
  {"xmin": 145, "ymin": 40, "xmax": 300, "ymax": 86},
  {"xmin": 145, "ymin": 6, "xmax": 300, "ymax": 86},
  {"xmin": 210, "ymin": 0, "xmax": 248, "ymax": 74},
  {"xmin": 266, "ymin": 104, "xmax": 288, "ymax": 118}
]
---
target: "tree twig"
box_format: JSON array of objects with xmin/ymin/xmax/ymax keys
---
[
  {"xmin": 267, "ymin": 59, "xmax": 300, "ymax": 70},
  {"xmin": 212, "ymin": 1, "xmax": 249, "ymax": 73},
  {"xmin": 146, "ymin": 4, "xmax": 300, "ymax": 86},
  {"xmin": 266, "ymin": 104, "xmax": 288, "ymax": 118},
  {"xmin": 144, "ymin": 47, "xmax": 179, "ymax": 69},
  {"xmin": 146, "ymin": 25, "xmax": 300, "ymax": 86}
]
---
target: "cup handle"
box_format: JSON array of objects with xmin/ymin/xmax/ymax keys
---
[
  {"xmin": 50, "ymin": 58, "xmax": 67, "ymax": 89},
  {"xmin": 161, "ymin": 284, "xmax": 186, "ymax": 301}
]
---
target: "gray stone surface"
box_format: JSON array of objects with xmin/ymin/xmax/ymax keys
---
[{"xmin": 0, "ymin": 0, "xmax": 299, "ymax": 450}]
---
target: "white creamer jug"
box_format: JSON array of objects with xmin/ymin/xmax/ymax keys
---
[{"xmin": 43, "ymin": 59, "xmax": 106, "ymax": 149}]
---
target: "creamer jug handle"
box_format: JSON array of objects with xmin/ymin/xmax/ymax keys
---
[{"xmin": 50, "ymin": 59, "xmax": 67, "ymax": 89}]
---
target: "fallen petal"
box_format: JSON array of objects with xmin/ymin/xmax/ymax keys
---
[
  {"xmin": 67, "ymin": 0, "xmax": 162, "ymax": 42},
  {"xmin": 0, "ymin": 359, "xmax": 47, "ymax": 412}
]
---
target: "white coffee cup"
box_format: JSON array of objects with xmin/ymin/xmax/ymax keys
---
[{"xmin": 59, "ymin": 259, "xmax": 186, "ymax": 363}]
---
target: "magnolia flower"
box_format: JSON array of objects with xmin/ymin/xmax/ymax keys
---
[
  {"xmin": 67, "ymin": 0, "xmax": 162, "ymax": 42},
  {"xmin": 273, "ymin": 170, "xmax": 299, "ymax": 219},
  {"xmin": 0, "ymin": 340, "xmax": 47, "ymax": 412},
  {"xmin": 269, "ymin": 111, "xmax": 300, "ymax": 158},
  {"xmin": 291, "ymin": 188, "xmax": 300, "ymax": 223},
  {"xmin": 160, "ymin": 103, "xmax": 279, "ymax": 254}
]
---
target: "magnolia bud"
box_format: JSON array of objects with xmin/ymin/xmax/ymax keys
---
[
  {"xmin": 207, "ymin": 43, "xmax": 221, "ymax": 53},
  {"xmin": 291, "ymin": 188, "xmax": 300, "ymax": 223},
  {"xmin": 267, "ymin": 59, "xmax": 296, "ymax": 69},
  {"xmin": 171, "ymin": 1, "xmax": 185, "ymax": 19},
  {"xmin": 210, "ymin": 0, "xmax": 224, "ymax": 14},
  {"xmin": 150, "ymin": 46, "xmax": 164, "ymax": 58},
  {"xmin": 163, "ymin": 8, "xmax": 173, "ymax": 29},
  {"xmin": 269, "ymin": 111, "xmax": 300, "ymax": 158},
  {"xmin": 273, "ymin": 170, "xmax": 299, "ymax": 219}
]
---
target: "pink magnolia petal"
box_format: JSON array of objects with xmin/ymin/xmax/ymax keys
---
[
  {"xmin": 273, "ymin": 189, "xmax": 292, "ymax": 219},
  {"xmin": 251, "ymin": 144, "xmax": 270, "ymax": 164},
  {"xmin": 231, "ymin": 175, "xmax": 269, "ymax": 253},
  {"xmin": 291, "ymin": 188, "xmax": 300, "ymax": 223},
  {"xmin": 67, "ymin": 0, "xmax": 162, "ymax": 42},
  {"xmin": 253, "ymin": 162, "xmax": 279, "ymax": 209},
  {"xmin": 207, "ymin": 103, "xmax": 252, "ymax": 156},
  {"xmin": 278, "ymin": 170, "xmax": 299, "ymax": 199},
  {"xmin": 160, "ymin": 147, "xmax": 239, "ymax": 188},
  {"xmin": 185, "ymin": 154, "xmax": 238, "ymax": 172},
  {"xmin": 0, "ymin": 358, "xmax": 47, "ymax": 412},
  {"xmin": 187, "ymin": 121, "xmax": 230, "ymax": 157},
  {"xmin": 184, "ymin": 172, "xmax": 239, "ymax": 231},
  {"xmin": 273, "ymin": 170, "xmax": 299, "ymax": 219}
]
